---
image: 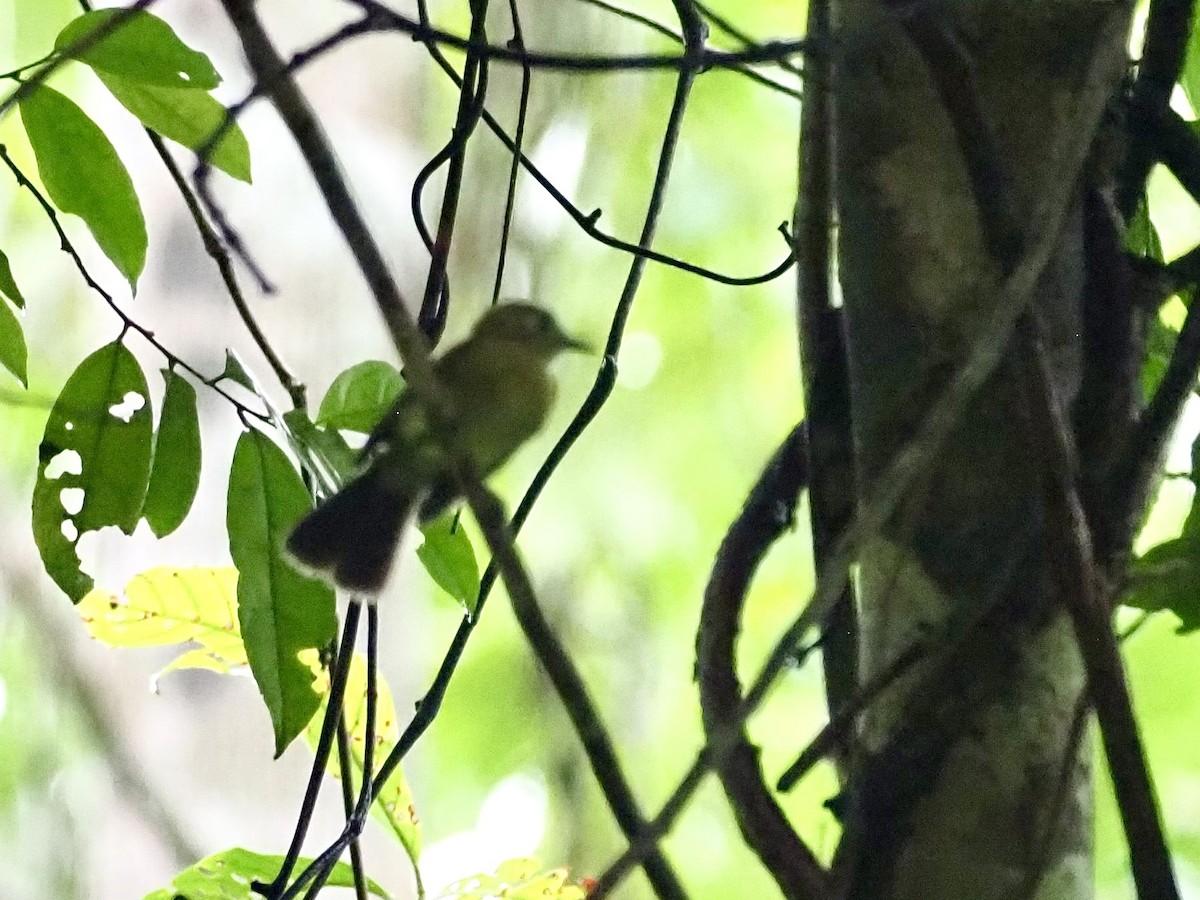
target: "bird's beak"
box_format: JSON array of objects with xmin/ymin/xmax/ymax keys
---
[{"xmin": 563, "ymin": 334, "xmax": 592, "ymax": 354}]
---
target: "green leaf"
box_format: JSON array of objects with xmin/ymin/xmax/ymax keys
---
[
  {"xmin": 0, "ymin": 298, "xmax": 27, "ymax": 386},
  {"xmin": 1125, "ymin": 196, "xmax": 1163, "ymax": 262},
  {"xmin": 142, "ymin": 369, "xmax": 202, "ymax": 537},
  {"xmin": 1127, "ymin": 445, "xmax": 1200, "ymax": 633},
  {"xmin": 217, "ymin": 348, "xmax": 256, "ymax": 391},
  {"xmin": 1184, "ymin": 23, "xmax": 1200, "ymax": 115},
  {"xmin": 0, "ymin": 249, "xmax": 25, "ymax": 308},
  {"xmin": 1142, "ymin": 308, "xmax": 1179, "ymax": 402},
  {"xmin": 18, "ymin": 85, "xmax": 147, "ymax": 289},
  {"xmin": 227, "ymin": 429, "xmax": 336, "ymax": 756},
  {"xmin": 141, "ymin": 847, "xmax": 391, "ymax": 900},
  {"xmin": 77, "ymin": 566, "xmax": 246, "ymax": 685},
  {"xmin": 417, "ymin": 513, "xmax": 480, "ymax": 612},
  {"xmin": 98, "ymin": 71, "xmax": 252, "ymax": 183},
  {"xmin": 1126, "ymin": 539, "xmax": 1200, "ymax": 632},
  {"xmin": 305, "ymin": 654, "xmax": 423, "ymax": 867},
  {"xmin": 317, "ymin": 360, "xmax": 403, "ymax": 433},
  {"xmin": 32, "ymin": 342, "xmax": 152, "ymax": 602},
  {"xmin": 56, "ymin": 9, "xmax": 220, "ymax": 90},
  {"xmin": 282, "ymin": 408, "xmax": 359, "ymax": 488}
]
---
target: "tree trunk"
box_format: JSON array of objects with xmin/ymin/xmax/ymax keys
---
[{"xmin": 829, "ymin": 3, "xmax": 1132, "ymax": 897}]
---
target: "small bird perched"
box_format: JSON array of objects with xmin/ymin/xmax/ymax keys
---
[{"xmin": 287, "ymin": 302, "xmax": 589, "ymax": 595}]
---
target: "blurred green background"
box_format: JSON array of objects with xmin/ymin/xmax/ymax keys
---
[{"xmin": 0, "ymin": 1, "xmax": 1198, "ymax": 898}]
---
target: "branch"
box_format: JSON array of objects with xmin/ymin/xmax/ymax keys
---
[
  {"xmin": 0, "ymin": 0, "xmax": 159, "ymax": 119},
  {"xmin": 396, "ymin": 28, "xmax": 795, "ymax": 288},
  {"xmin": 0, "ymin": 144, "xmax": 269, "ymax": 423},
  {"xmin": 794, "ymin": 0, "xmax": 858, "ymax": 744},
  {"xmin": 696, "ymin": 423, "xmax": 830, "ymax": 899},
  {"xmin": 575, "ymin": 0, "xmax": 801, "ymax": 98},
  {"xmin": 219, "ymin": 4, "xmax": 687, "ymax": 896},
  {"xmin": 1111, "ymin": 280, "xmax": 1200, "ymax": 555},
  {"xmin": 415, "ymin": 0, "xmax": 490, "ymax": 341},
  {"xmin": 69, "ymin": 0, "xmax": 304, "ymax": 410},
  {"xmin": 490, "ymin": 0, "xmax": 532, "ymax": 306},
  {"xmin": 592, "ymin": 13, "xmax": 1130, "ymax": 892},
  {"xmin": 1019, "ymin": 317, "xmax": 1179, "ymax": 899},
  {"xmin": 344, "ymin": 0, "xmax": 812, "ymax": 74},
  {"xmin": 1147, "ymin": 108, "xmax": 1200, "ymax": 210},
  {"xmin": 148, "ymin": 131, "xmax": 301, "ymax": 405},
  {"xmin": 1118, "ymin": 0, "xmax": 1196, "ymax": 217},
  {"xmin": 902, "ymin": 14, "xmax": 1173, "ymax": 895},
  {"xmin": 481, "ymin": 497, "xmax": 688, "ymax": 900}
]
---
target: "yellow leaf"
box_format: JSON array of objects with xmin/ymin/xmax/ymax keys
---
[
  {"xmin": 305, "ymin": 652, "xmax": 422, "ymax": 867},
  {"xmin": 78, "ymin": 567, "xmax": 246, "ymax": 680}
]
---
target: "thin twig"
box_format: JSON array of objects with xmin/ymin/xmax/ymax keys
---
[
  {"xmin": 397, "ymin": 26, "xmax": 795, "ymax": 288},
  {"xmin": 0, "ymin": 144, "xmax": 268, "ymax": 423},
  {"xmin": 693, "ymin": 0, "xmax": 802, "ymax": 78},
  {"xmin": 73, "ymin": 0, "xmax": 304, "ymax": 412},
  {"xmin": 574, "ymin": 0, "xmax": 801, "ymax": 98},
  {"xmin": 1112, "ymin": 282, "xmax": 1200, "ymax": 554},
  {"xmin": 148, "ymin": 131, "xmax": 302, "ymax": 406},
  {"xmin": 334, "ymin": 718, "xmax": 369, "ymax": 900},
  {"xmin": 416, "ymin": 0, "xmax": 491, "ymax": 341},
  {"xmin": 0, "ymin": 0, "xmax": 159, "ymax": 119},
  {"xmin": 216, "ymin": 4, "xmax": 682, "ymax": 896},
  {"xmin": 489, "ymin": 0, "xmax": 532, "ymax": 306},
  {"xmin": 344, "ymin": 0, "xmax": 812, "ymax": 73},
  {"xmin": 254, "ymin": 604, "xmax": 361, "ymax": 898}
]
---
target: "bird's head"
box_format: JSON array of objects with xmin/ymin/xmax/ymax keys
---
[{"xmin": 472, "ymin": 302, "xmax": 591, "ymax": 359}]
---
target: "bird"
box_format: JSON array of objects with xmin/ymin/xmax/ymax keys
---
[{"xmin": 286, "ymin": 302, "xmax": 589, "ymax": 595}]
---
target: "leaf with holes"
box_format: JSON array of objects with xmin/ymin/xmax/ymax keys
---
[
  {"xmin": 417, "ymin": 514, "xmax": 480, "ymax": 613},
  {"xmin": 19, "ymin": 85, "xmax": 146, "ymax": 289},
  {"xmin": 142, "ymin": 369, "xmax": 202, "ymax": 537},
  {"xmin": 305, "ymin": 652, "xmax": 422, "ymax": 867},
  {"xmin": 33, "ymin": 341, "xmax": 152, "ymax": 602},
  {"xmin": 56, "ymin": 9, "xmax": 220, "ymax": 90},
  {"xmin": 141, "ymin": 847, "xmax": 391, "ymax": 900},
  {"xmin": 0, "ymin": 249, "xmax": 25, "ymax": 308},
  {"xmin": 98, "ymin": 71, "xmax": 251, "ymax": 183},
  {"xmin": 0, "ymin": 297, "xmax": 27, "ymax": 387},
  {"xmin": 228, "ymin": 429, "xmax": 336, "ymax": 756},
  {"xmin": 78, "ymin": 567, "xmax": 245, "ymax": 684},
  {"xmin": 317, "ymin": 360, "xmax": 404, "ymax": 433}
]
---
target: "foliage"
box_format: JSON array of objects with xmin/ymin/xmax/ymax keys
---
[
  {"xmin": 6, "ymin": 1, "xmax": 1200, "ymax": 900},
  {"xmin": 141, "ymin": 848, "xmax": 391, "ymax": 900}
]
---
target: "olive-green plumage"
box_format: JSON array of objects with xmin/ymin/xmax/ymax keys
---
[{"xmin": 287, "ymin": 303, "xmax": 588, "ymax": 595}]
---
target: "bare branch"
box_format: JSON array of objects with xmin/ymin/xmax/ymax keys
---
[{"xmin": 696, "ymin": 423, "xmax": 831, "ymax": 899}]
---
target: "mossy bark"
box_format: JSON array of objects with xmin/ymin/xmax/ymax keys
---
[{"xmin": 830, "ymin": 3, "xmax": 1132, "ymax": 897}]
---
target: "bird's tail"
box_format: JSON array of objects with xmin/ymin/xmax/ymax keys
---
[{"xmin": 286, "ymin": 467, "xmax": 417, "ymax": 595}]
